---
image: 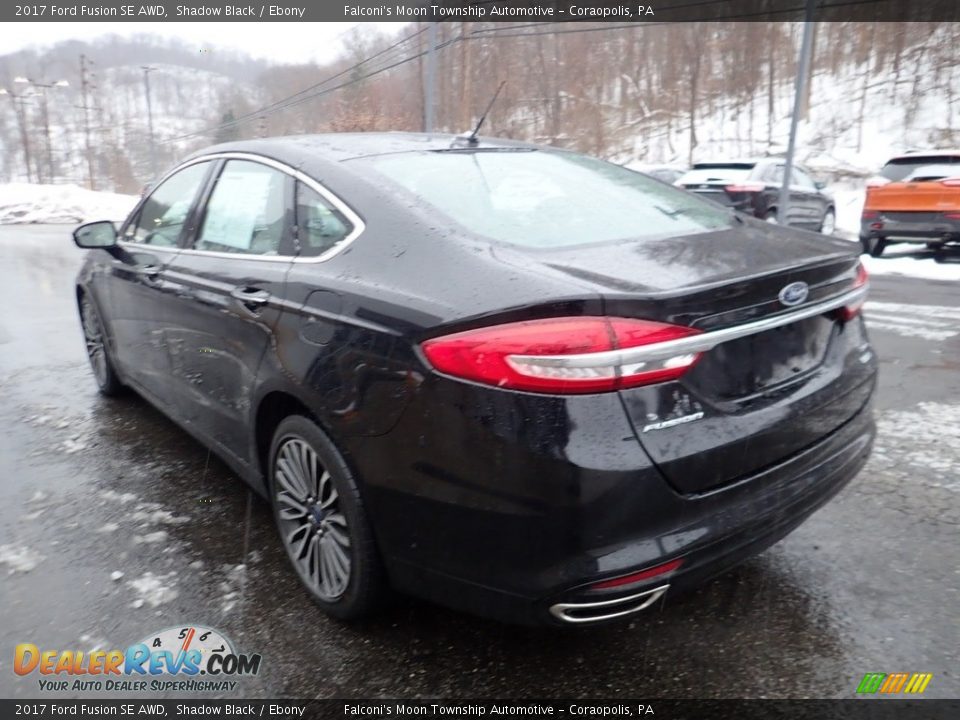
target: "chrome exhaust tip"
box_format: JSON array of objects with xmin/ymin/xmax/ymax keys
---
[{"xmin": 548, "ymin": 584, "xmax": 669, "ymax": 624}]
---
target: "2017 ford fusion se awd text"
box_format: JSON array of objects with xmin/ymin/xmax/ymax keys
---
[{"xmin": 72, "ymin": 133, "xmax": 876, "ymax": 625}]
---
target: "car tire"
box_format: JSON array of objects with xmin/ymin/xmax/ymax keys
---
[
  {"xmin": 868, "ymin": 237, "xmax": 888, "ymax": 258},
  {"xmin": 269, "ymin": 414, "xmax": 386, "ymax": 620},
  {"xmin": 819, "ymin": 208, "xmax": 836, "ymax": 235},
  {"xmin": 79, "ymin": 294, "xmax": 124, "ymax": 396}
]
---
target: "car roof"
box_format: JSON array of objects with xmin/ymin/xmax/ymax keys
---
[
  {"xmin": 889, "ymin": 150, "xmax": 960, "ymax": 161},
  {"xmin": 693, "ymin": 157, "xmax": 782, "ymax": 167},
  {"xmin": 189, "ymin": 132, "xmax": 541, "ymax": 164}
]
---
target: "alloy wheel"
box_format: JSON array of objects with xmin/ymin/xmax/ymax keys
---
[{"xmin": 274, "ymin": 436, "xmax": 352, "ymax": 600}]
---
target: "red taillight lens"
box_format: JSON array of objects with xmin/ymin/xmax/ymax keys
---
[
  {"xmin": 590, "ymin": 558, "xmax": 684, "ymax": 591},
  {"xmin": 724, "ymin": 182, "xmax": 765, "ymax": 193},
  {"xmin": 421, "ymin": 317, "xmax": 702, "ymax": 394},
  {"xmin": 840, "ymin": 262, "xmax": 869, "ymax": 321},
  {"xmin": 861, "ymin": 209, "xmax": 879, "ymax": 220},
  {"xmin": 943, "ymin": 211, "xmax": 960, "ymax": 220},
  {"xmin": 940, "ymin": 178, "xmax": 960, "ymax": 187}
]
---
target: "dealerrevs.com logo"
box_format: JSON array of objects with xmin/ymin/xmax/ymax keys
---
[{"xmin": 14, "ymin": 625, "xmax": 262, "ymax": 693}]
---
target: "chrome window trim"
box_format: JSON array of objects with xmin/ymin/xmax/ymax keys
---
[
  {"xmin": 510, "ymin": 284, "xmax": 869, "ymax": 369},
  {"xmin": 118, "ymin": 152, "xmax": 365, "ymax": 264}
]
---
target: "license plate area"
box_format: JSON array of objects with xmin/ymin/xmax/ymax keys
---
[{"xmin": 686, "ymin": 316, "xmax": 834, "ymax": 400}]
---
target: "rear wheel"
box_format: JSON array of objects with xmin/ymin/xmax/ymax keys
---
[
  {"xmin": 80, "ymin": 294, "xmax": 124, "ymax": 396},
  {"xmin": 868, "ymin": 237, "xmax": 887, "ymax": 257},
  {"xmin": 269, "ymin": 415, "xmax": 386, "ymax": 619},
  {"xmin": 819, "ymin": 208, "xmax": 836, "ymax": 235}
]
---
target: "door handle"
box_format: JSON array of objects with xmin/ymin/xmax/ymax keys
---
[
  {"xmin": 135, "ymin": 264, "xmax": 161, "ymax": 281},
  {"xmin": 230, "ymin": 286, "xmax": 271, "ymax": 309}
]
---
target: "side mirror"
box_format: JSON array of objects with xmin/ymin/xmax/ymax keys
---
[
  {"xmin": 73, "ymin": 220, "xmax": 118, "ymax": 249},
  {"xmin": 814, "ymin": 180, "xmax": 827, "ymax": 190}
]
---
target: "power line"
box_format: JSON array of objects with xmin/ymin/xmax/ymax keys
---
[
  {"xmin": 169, "ymin": 0, "xmax": 894, "ymax": 143},
  {"xmin": 165, "ymin": 26, "xmax": 429, "ymax": 143}
]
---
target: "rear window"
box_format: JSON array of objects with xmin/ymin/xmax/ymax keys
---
[
  {"xmin": 366, "ymin": 150, "xmax": 731, "ymax": 248},
  {"xmin": 679, "ymin": 163, "xmax": 756, "ymax": 185},
  {"xmin": 881, "ymin": 155, "xmax": 960, "ymax": 181}
]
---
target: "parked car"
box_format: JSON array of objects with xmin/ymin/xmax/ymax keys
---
[
  {"xmin": 628, "ymin": 163, "xmax": 687, "ymax": 185},
  {"xmin": 72, "ymin": 134, "xmax": 875, "ymax": 626},
  {"xmin": 860, "ymin": 150, "xmax": 960, "ymax": 257},
  {"xmin": 676, "ymin": 158, "xmax": 836, "ymax": 234}
]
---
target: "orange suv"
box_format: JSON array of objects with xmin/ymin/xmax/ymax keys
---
[{"xmin": 860, "ymin": 150, "xmax": 960, "ymax": 256}]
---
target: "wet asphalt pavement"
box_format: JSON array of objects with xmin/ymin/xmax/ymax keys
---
[{"xmin": 0, "ymin": 224, "xmax": 957, "ymax": 700}]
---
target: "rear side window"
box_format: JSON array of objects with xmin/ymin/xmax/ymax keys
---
[
  {"xmin": 295, "ymin": 182, "xmax": 353, "ymax": 257},
  {"xmin": 881, "ymin": 155, "xmax": 960, "ymax": 181},
  {"xmin": 195, "ymin": 160, "xmax": 291, "ymax": 256},
  {"xmin": 679, "ymin": 163, "xmax": 756, "ymax": 185},
  {"xmin": 125, "ymin": 162, "xmax": 210, "ymax": 246},
  {"xmin": 369, "ymin": 150, "xmax": 731, "ymax": 248}
]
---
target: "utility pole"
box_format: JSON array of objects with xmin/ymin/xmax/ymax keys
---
[
  {"xmin": 424, "ymin": 21, "xmax": 438, "ymax": 134},
  {"xmin": 14, "ymin": 76, "xmax": 69, "ymax": 183},
  {"xmin": 0, "ymin": 86, "xmax": 34, "ymax": 182},
  {"xmin": 79, "ymin": 54, "xmax": 96, "ymax": 190},
  {"xmin": 778, "ymin": 0, "xmax": 816, "ymax": 225},
  {"xmin": 141, "ymin": 66, "xmax": 158, "ymax": 178}
]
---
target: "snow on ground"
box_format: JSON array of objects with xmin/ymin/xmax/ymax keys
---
[
  {"xmin": 0, "ymin": 183, "xmax": 137, "ymax": 225},
  {"xmin": 863, "ymin": 252, "xmax": 960, "ymax": 281}
]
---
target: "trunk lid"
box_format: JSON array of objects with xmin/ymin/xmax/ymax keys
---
[{"xmin": 494, "ymin": 220, "xmax": 873, "ymax": 494}]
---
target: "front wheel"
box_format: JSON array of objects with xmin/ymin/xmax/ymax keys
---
[
  {"xmin": 269, "ymin": 415, "xmax": 386, "ymax": 619},
  {"xmin": 80, "ymin": 294, "xmax": 124, "ymax": 396}
]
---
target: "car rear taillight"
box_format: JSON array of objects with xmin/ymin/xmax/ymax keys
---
[
  {"xmin": 940, "ymin": 178, "xmax": 960, "ymax": 187},
  {"xmin": 421, "ymin": 317, "xmax": 702, "ymax": 394},
  {"xmin": 840, "ymin": 263, "xmax": 869, "ymax": 321},
  {"xmin": 943, "ymin": 211, "xmax": 960, "ymax": 220},
  {"xmin": 866, "ymin": 176, "xmax": 891, "ymax": 188},
  {"xmin": 861, "ymin": 209, "xmax": 879, "ymax": 220},
  {"xmin": 724, "ymin": 182, "xmax": 765, "ymax": 193}
]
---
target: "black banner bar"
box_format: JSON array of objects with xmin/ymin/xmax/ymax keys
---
[
  {"xmin": 1, "ymin": 700, "xmax": 959, "ymax": 720},
  {"xmin": 4, "ymin": 0, "xmax": 960, "ymax": 23}
]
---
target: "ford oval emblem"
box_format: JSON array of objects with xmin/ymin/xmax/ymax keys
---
[{"xmin": 779, "ymin": 281, "xmax": 809, "ymax": 307}]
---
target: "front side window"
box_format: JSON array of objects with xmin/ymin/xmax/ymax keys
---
[
  {"xmin": 367, "ymin": 150, "xmax": 731, "ymax": 249},
  {"xmin": 296, "ymin": 182, "xmax": 353, "ymax": 257},
  {"xmin": 195, "ymin": 160, "xmax": 290, "ymax": 256},
  {"xmin": 125, "ymin": 162, "xmax": 210, "ymax": 246}
]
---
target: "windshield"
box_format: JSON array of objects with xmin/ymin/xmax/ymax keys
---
[
  {"xmin": 881, "ymin": 155, "xmax": 960, "ymax": 181},
  {"xmin": 365, "ymin": 149, "xmax": 731, "ymax": 248}
]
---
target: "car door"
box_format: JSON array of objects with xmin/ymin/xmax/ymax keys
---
[
  {"xmin": 160, "ymin": 157, "xmax": 297, "ymax": 464},
  {"xmin": 109, "ymin": 161, "xmax": 214, "ymax": 399}
]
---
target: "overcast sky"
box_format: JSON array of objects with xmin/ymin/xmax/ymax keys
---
[{"xmin": 1, "ymin": 22, "xmax": 408, "ymax": 65}]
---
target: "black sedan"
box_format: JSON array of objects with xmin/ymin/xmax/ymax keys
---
[
  {"xmin": 72, "ymin": 134, "xmax": 876, "ymax": 626},
  {"xmin": 676, "ymin": 158, "xmax": 837, "ymax": 234}
]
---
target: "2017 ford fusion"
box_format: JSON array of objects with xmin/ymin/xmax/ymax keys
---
[{"xmin": 73, "ymin": 133, "xmax": 876, "ymax": 625}]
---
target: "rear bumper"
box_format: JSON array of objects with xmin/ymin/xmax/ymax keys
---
[
  {"xmin": 364, "ymin": 379, "xmax": 875, "ymax": 626},
  {"xmin": 861, "ymin": 214, "xmax": 960, "ymax": 242}
]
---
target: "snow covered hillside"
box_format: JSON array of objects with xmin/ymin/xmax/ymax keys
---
[{"xmin": 0, "ymin": 184, "xmax": 137, "ymax": 224}]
